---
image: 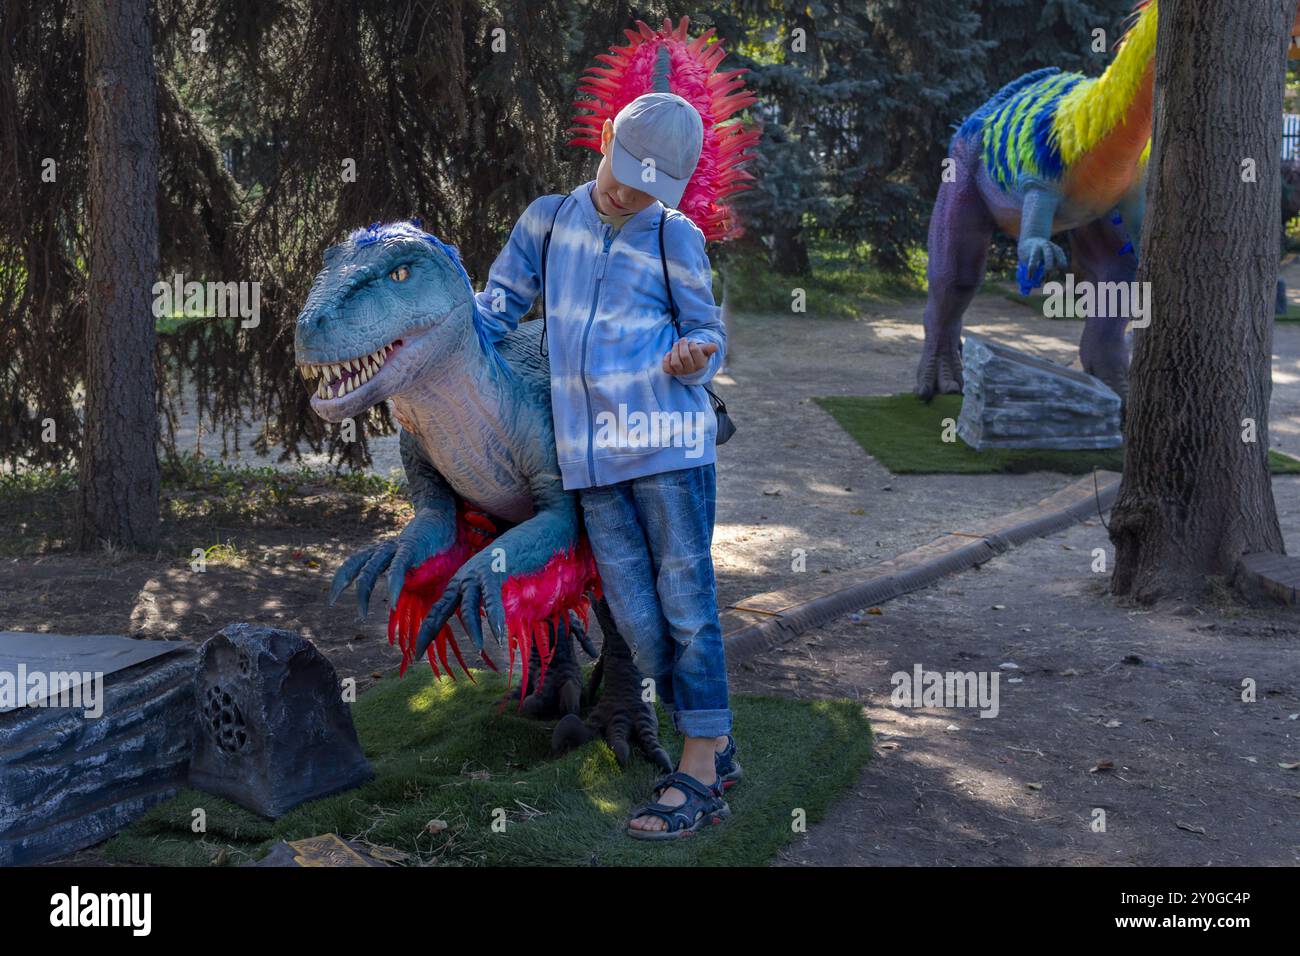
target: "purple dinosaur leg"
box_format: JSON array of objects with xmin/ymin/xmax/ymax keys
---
[
  {"xmin": 916, "ymin": 139, "xmax": 996, "ymax": 400},
  {"xmin": 1068, "ymin": 215, "xmax": 1137, "ymax": 406}
]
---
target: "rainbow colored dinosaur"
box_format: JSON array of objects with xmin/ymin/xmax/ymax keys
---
[{"xmin": 916, "ymin": 0, "xmax": 1161, "ymax": 404}]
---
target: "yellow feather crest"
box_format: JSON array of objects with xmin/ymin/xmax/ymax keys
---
[{"xmin": 1053, "ymin": 1, "xmax": 1158, "ymax": 165}]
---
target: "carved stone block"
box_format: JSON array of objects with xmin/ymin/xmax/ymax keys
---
[
  {"xmin": 189, "ymin": 624, "xmax": 372, "ymax": 819},
  {"xmin": 958, "ymin": 335, "xmax": 1123, "ymax": 451}
]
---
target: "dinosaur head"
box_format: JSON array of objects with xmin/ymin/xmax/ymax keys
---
[{"xmin": 294, "ymin": 221, "xmax": 501, "ymax": 423}]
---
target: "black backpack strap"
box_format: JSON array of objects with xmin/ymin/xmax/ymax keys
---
[
  {"xmin": 539, "ymin": 194, "xmax": 568, "ymax": 357},
  {"xmin": 659, "ymin": 211, "xmax": 682, "ymax": 335},
  {"xmin": 659, "ymin": 211, "xmax": 727, "ymax": 415}
]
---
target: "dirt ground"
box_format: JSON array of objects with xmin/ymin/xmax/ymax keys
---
[
  {"xmin": 741, "ymin": 505, "xmax": 1300, "ymax": 867},
  {"xmin": 6, "ymin": 285, "xmax": 1300, "ymax": 865}
]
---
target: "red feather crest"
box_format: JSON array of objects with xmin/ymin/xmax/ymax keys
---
[{"xmin": 567, "ymin": 16, "xmax": 760, "ymax": 242}]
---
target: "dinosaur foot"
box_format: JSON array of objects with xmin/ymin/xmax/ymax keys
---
[
  {"xmin": 502, "ymin": 617, "xmax": 584, "ymax": 720},
  {"xmin": 551, "ymin": 622, "xmax": 672, "ymax": 773},
  {"xmin": 914, "ymin": 342, "xmax": 964, "ymax": 401}
]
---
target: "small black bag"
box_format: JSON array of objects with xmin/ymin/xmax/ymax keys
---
[{"xmin": 539, "ymin": 196, "xmax": 735, "ymax": 445}]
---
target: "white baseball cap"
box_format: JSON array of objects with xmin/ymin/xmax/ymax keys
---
[{"xmin": 609, "ymin": 92, "xmax": 704, "ymax": 209}]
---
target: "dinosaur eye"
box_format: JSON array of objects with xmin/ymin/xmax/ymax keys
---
[{"xmin": 390, "ymin": 265, "xmax": 411, "ymax": 282}]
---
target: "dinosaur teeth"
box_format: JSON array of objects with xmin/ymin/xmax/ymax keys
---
[{"xmin": 306, "ymin": 344, "xmax": 397, "ymax": 399}]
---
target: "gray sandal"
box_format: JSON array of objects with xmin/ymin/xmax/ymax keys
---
[{"xmin": 626, "ymin": 771, "xmax": 730, "ymax": 840}]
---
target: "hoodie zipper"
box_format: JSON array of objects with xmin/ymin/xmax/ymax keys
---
[{"xmin": 579, "ymin": 226, "xmax": 614, "ymax": 486}]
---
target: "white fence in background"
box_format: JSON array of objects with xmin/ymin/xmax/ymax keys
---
[{"xmin": 1284, "ymin": 114, "xmax": 1300, "ymax": 160}]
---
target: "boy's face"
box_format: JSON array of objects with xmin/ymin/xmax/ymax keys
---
[{"xmin": 594, "ymin": 119, "xmax": 659, "ymax": 217}]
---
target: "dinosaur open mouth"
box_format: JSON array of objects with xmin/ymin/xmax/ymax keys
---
[{"xmin": 300, "ymin": 340, "xmax": 403, "ymax": 400}]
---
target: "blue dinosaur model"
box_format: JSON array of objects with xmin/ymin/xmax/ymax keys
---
[{"xmin": 294, "ymin": 221, "xmax": 670, "ymax": 770}]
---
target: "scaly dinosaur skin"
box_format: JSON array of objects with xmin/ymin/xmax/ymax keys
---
[
  {"xmin": 916, "ymin": 2, "xmax": 1159, "ymax": 404},
  {"xmin": 294, "ymin": 221, "xmax": 670, "ymax": 772}
]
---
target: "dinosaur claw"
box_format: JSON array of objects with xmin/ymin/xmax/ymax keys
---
[
  {"xmin": 414, "ymin": 620, "xmax": 437, "ymax": 660},
  {"xmin": 328, "ymin": 550, "xmax": 370, "ymax": 606},
  {"xmin": 461, "ymin": 580, "xmax": 486, "ymax": 650},
  {"xmin": 464, "ymin": 609, "xmax": 486, "ymax": 651},
  {"xmin": 385, "ymin": 571, "xmax": 404, "ymax": 608},
  {"xmin": 571, "ymin": 613, "xmax": 598, "ymax": 659},
  {"xmin": 552, "ymin": 713, "xmax": 596, "ymax": 753},
  {"xmin": 609, "ymin": 735, "xmax": 631, "ymax": 767},
  {"xmin": 482, "ymin": 591, "xmax": 507, "ymax": 648}
]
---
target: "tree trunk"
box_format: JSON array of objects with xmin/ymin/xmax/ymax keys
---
[
  {"xmin": 76, "ymin": 0, "xmax": 161, "ymax": 551},
  {"xmin": 1110, "ymin": 0, "xmax": 1290, "ymax": 600},
  {"xmin": 770, "ymin": 219, "xmax": 810, "ymax": 275}
]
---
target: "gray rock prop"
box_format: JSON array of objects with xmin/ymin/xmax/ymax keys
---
[
  {"xmin": 189, "ymin": 624, "xmax": 372, "ymax": 818},
  {"xmin": 957, "ymin": 335, "xmax": 1123, "ymax": 450},
  {"xmin": 0, "ymin": 632, "xmax": 195, "ymax": 866}
]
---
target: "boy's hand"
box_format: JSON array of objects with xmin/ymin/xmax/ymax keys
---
[{"xmin": 662, "ymin": 339, "xmax": 719, "ymax": 377}]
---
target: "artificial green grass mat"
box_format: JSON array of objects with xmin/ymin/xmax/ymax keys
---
[
  {"xmin": 100, "ymin": 669, "xmax": 872, "ymax": 867},
  {"xmin": 815, "ymin": 393, "xmax": 1300, "ymax": 476}
]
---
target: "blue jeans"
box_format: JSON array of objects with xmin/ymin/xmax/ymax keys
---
[{"xmin": 579, "ymin": 463, "xmax": 732, "ymax": 739}]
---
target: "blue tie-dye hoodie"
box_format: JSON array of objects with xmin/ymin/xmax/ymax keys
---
[{"xmin": 474, "ymin": 180, "xmax": 726, "ymax": 490}]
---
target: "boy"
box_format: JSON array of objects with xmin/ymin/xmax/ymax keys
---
[{"xmin": 474, "ymin": 92, "xmax": 737, "ymax": 838}]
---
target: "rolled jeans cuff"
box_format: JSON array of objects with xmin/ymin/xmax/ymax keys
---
[{"xmin": 672, "ymin": 707, "xmax": 732, "ymax": 739}]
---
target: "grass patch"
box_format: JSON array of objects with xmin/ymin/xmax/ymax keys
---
[
  {"xmin": 1269, "ymin": 449, "xmax": 1300, "ymax": 473},
  {"xmin": 815, "ymin": 393, "xmax": 1300, "ymax": 476},
  {"xmin": 0, "ymin": 452, "xmax": 408, "ymax": 557},
  {"xmin": 722, "ymin": 239, "xmax": 925, "ymax": 320},
  {"xmin": 101, "ymin": 668, "xmax": 872, "ymax": 867}
]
